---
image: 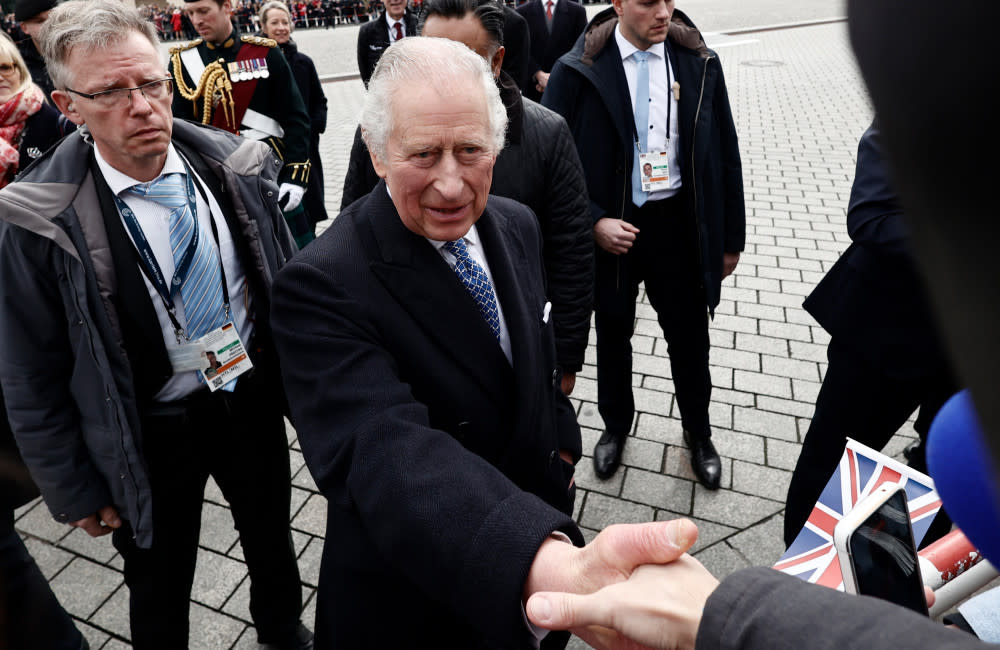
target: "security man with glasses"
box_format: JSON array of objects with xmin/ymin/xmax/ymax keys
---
[{"xmin": 0, "ymin": 2, "xmax": 312, "ymax": 648}]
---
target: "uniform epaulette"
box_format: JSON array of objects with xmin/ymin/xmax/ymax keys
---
[
  {"xmin": 169, "ymin": 38, "xmax": 204, "ymax": 55},
  {"xmin": 241, "ymin": 35, "xmax": 277, "ymax": 48}
]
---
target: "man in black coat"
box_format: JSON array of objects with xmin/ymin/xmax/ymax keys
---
[
  {"xmin": 272, "ymin": 36, "xmax": 682, "ymax": 649},
  {"xmin": 356, "ymin": 0, "xmax": 417, "ymax": 86},
  {"xmin": 543, "ymin": 0, "xmax": 745, "ymax": 487},
  {"xmin": 341, "ymin": 0, "xmax": 593, "ymax": 394},
  {"xmin": 782, "ymin": 121, "xmax": 958, "ymax": 546},
  {"xmin": 13, "ymin": 0, "xmax": 56, "ymax": 99},
  {"xmin": 501, "ymin": 3, "xmax": 532, "ymax": 91},
  {"xmin": 516, "ymin": 0, "xmax": 586, "ymax": 101}
]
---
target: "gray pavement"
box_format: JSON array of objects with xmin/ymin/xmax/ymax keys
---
[{"xmin": 17, "ymin": 13, "xmax": 926, "ymax": 649}]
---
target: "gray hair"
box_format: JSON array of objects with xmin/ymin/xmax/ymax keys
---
[
  {"xmin": 360, "ymin": 36, "xmax": 507, "ymax": 161},
  {"xmin": 38, "ymin": 0, "xmax": 160, "ymax": 90},
  {"xmin": 259, "ymin": 1, "xmax": 292, "ymax": 30}
]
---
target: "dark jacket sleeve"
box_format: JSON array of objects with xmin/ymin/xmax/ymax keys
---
[
  {"xmin": 502, "ymin": 7, "xmax": 533, "ymax": 91},
  {"xmin": 698, "ymin": 567, "xmax": 991, "ymax": 650},
  {"xmin": 357, "ymin": 22, "xmax": 375, "ymax": 87},
  {"xmin": 265, "ymin": 47, "xmax": 312, "ymax": 187},
  {"xmin": 847, "ymin": 122, "xmax": 908, "ymax": 255},
  {"xmin": 713, "ymin": 60, "xmax": 745, "ymax": 255},
  {"xmin": 532, "ymin": 106, "xmax": 593, "ymax": 373},
  {"xmin": 0, "ymin": 225, "xmax": 112, "ymax": 524},
  {"xmin": 340, "ymin": 126, "xmax": 381, "ymax": 210}
]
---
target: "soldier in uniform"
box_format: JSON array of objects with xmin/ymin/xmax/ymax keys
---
[{"xmin": 171, "ymin": 0, "xmax": 315, "ymax": 246}]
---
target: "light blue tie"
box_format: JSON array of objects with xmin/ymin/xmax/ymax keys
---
[
  {"xmin": 443, "ymin": 238, "xmax": 502, "ymax": 342},
  {"xmin": 631, "ymin": 50, "xmax": 651, "ymax": 207},
  {"xmin": 129, "ymin": 173, "xmax": 235, "ymax": 390}
]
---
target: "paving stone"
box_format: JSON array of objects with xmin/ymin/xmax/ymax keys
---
[
  {"xmin": 757, "ymin": 395, "xmax": 815, "ymax": 418},
  {"xmin": 49, "ymin": 557, "xmax": 123, "ymax": 619},
  {"xmin": 692, "ymin": 541, "xmax": 753, "ymax": 581},
  {"xmin": 709, "ymin": 387, "xmax": 756, "ymax": 407},
  {"xmin": 23, "ymin": 536, "xmax": 75, "ymax": 579},
  {"xmin": 711, "ymin": 348, "xmax": 761, "ymax": 372},
  {"xmin": 15, "ymin": 500, "xmax": 72, "ymax": 544},
  {"xmin": 712, "ymin": 428, "xmax": 767, "ymax": 464},
  {"xmin": 663, "ymin": 445, "xmax": 700, "ymax": 483},
  {"xmin": 191, "ymin": 548, "xmax": 247, "ymax": 609},
  {"xmin": 221, "ymin": 577, "xmax": 252, "ymax": 623},
  {"xmin": 632, "ymin": 385, "xmax": 674, "ymax": 418},
  {"xmin": 726, "ymin": 515, "xmax": 788, "ymax": 567},
  {"xmin": 578, "ymin": 492, "xmax": 656, "ymax": 530},
  {"xmin": 732, "ymin": 460, "xmax": 792, "ymax": 502},
  {"xmin": 733, "ymin": 405, "xmax": 799, "ymax": 441},
  {"xmin": 621, "ymin": 469, "xmax": 693, "ymax": 515},
  {"xmin": 792, "ymin": 378, "xmax": 823, "ymax": 404},
  {"xmin": 298, "ymin": 536, "xmax": 325, "ymax": 589},
  {"xmin": 735, "ymin": 332, "xmax": 789, "ymax": 357},
  {"xmin": 204, "ymin": 476, "xmax": 226, "ymax": 505},
  {"xmin": 635, "ymin": 413, "xmax": 684, "ymax": 446},
  {"xmin": 77, "ymin": 622, "xmax": 113, "ymax": 649},
  {"xmin": 710, "ymin": 364, "xmax": 735, "ymax": 390},
  {"xmin": 292, "ymin": 493, "xmax": 328, "ymax": 538},
  {"xmin": 761, "ymin": 354, "xmax": 820, "ymax": 381},
  {"xmin": 198, "ymin": 501, "xmax": 240, "ymax": 554},
  {"xmin": 733, "ymin": 369, "xmax": 792, "ymax": 398},
  {"xmin": 758, "ymin": 319, "xmax": 812, "ymax": 342},
  {"xmin": 291, "ymin": 462, "xmax": 319, "ymax": 492},
  {"xmin": 766, "ymin": 438, "xmax": 804, "ymax": 471},
  {"xmin": 692, "ymin": 487, "xmax": 783, "ymax": 529},
  {"xmin": 576, "ymin": 404, "xmax": 606, "ymax": 431},
  {"xmin": 89, "ymin": 584, "xmax": 132, "ymax": 641},
  {"xmin": 188, "ymin": 602, "xmax": 246, "ymax": 650}
]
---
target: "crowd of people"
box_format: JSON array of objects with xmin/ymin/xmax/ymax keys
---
[{"xmin": 1, "ymin": 0, "xmax": 998, "ymax": 648}]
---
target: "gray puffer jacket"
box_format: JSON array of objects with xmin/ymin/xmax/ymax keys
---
[{"xmin": 0, "ymin": 120, "xmax": 296, "ymax": 548}]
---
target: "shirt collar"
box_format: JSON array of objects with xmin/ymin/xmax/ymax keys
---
[
  {"xmin": 96, "ymin": 143, "xmax": 186, "ymax": 196},
  {"xmin": 428, "ymin": 223, "xmax": 481, "ymax": 253},
  {"xmin": 545, "ymin": 0, "xmax": 559, "ymax": 9},
  {"xmin": 615, "ymin": 24, "xmax": 665, "ymax": 63}
]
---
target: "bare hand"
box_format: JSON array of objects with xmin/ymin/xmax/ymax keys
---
[
  {"xmin": 560, "ymin": 372, "xmax": 576, "ymax": 395},
  {"xmin": 535, "ymin": 70, "xmax": 551, "ymax": 94},
  {"xmin": 527, "ymin": 553, "xmax": 719, "ymax": 650},
  {"xmin": 71, "ymin": 505, "xmax": 122, "ymax": 537},
  {"xmin": 524, "ymin": 519, "xmax": 698, "ymax": 605},
  {"xmin": 594, "ymin": 218, "xmax": 640, "ymax": 255},
  {"xmin": 722, "ymin": 252, "xmax": 740, "ymax": 279}
]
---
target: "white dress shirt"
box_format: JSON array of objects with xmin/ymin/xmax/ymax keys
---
[
  {"xmin": 97, "ymin": 144, "xmax": 253, "ymax": 402},
  {"xmin": 615, "ymin": 24, "xmax": 682, "ymax": 199},
  {"xmin": 429, "ymin": 225, "xmax": 513, "ymax": 365}
]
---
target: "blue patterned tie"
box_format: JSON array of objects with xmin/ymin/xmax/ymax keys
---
[
  {"xmin": 631, "ymin": 50, "xmax": 651, "ymax": 207},
  {"xmin": 443, "ymin": 238, "xmax": 502, "ymax": 342},
  {"xmin": 129, "ymin": 173, "xmax": 227, "ymax": 341}
]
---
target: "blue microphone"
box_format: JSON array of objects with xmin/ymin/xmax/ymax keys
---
[{"xmin": 926, "ymin": 389, "xmax": 1000, "ymax": 565}]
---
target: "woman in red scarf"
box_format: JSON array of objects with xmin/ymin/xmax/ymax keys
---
[{"xmin": 0, "ymin": 33, "xmax": 71, "ymax": 189}]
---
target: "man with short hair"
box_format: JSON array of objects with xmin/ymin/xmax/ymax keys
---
[
  {"xmin": 169, "ymin": 0, "xmax": 313, "ymax": 242},
  {"xmin": 544, "ymin": 0, "xmax": 745, "ymax": 487},
  {"xmin": 0, "ymin": 2, "xmax": 311, "ymax": 648},
  {"xmin": 356, "ymin": 0, "xmax": 416, "ymax": 86},
  {"xmin": 342, "ymin": 0, "xmax": 593, "ymax": 393},
  {"xmin": 13, "ymin": 0, "xmax": 55, "ymax": 98},
  {"xmin": 271, "ymin": 35, "xmax": 691, "ymax": 649}
]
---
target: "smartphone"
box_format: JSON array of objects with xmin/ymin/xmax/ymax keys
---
[{"xmin": 833, "ymin": 482, "xmax": 929, "ymax": 615}]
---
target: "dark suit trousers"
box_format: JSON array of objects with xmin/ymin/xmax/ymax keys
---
[
  {"xmin": 595, "ymin": 194, "xmax": 712, "ymax": 438},
  {"xmin": 782, "ymin": 338, "xmax": 957, "ymax": 547},
  {"xmin": 111, "ymin": 370, "xmax": 302, "ymax": 649}
]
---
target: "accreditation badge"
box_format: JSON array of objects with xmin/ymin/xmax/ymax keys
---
[
  {"xmin": 197, "ymin": 321, "xmax": 254, "ymax": 391},
  {"xmin": 639, "ymin": 151, "xmax": 670, "ymax": 192}
]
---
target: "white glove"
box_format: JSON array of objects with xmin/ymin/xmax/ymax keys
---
[{"xmin": 277, "ymin": 183, "xmax": 305, "ymax": 212}]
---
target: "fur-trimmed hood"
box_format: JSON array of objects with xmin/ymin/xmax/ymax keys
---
[{"xmin": 579, "ymin": 6, "xmax": 709, "ymax": 66}]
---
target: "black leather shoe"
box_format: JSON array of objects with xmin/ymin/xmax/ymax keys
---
[
  {"xmin": 683, "ymin": 429, "xmax": 721, "ymax": 490},
  {"xmin": 259, "ymin": 623, "xmax": 314, "ymax": 650},
  {"xmin": 593, "ymin": 430, "xmax": 627, "ymax": 479}
]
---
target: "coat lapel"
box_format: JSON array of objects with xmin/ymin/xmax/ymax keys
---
[{"xmin": 361, "ymin": 183, "xmax": 513, "ymax": 401}]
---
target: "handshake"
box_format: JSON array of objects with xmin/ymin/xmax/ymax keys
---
[{"xmin": 525, "ymin": 519, "xmax": 718, "ymax": 650}]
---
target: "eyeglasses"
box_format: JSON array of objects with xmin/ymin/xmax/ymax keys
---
[
  {"xmin": 65, "ymin": 78, "xmax": 174, "ymax": 109},
  {"xmin": 0, "ymin": 63, "xmax": 19, "ymax": 76}
]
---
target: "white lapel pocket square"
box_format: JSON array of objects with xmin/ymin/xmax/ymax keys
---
[{"xmin": 542, "ymin": 301, "xmax": 551, "ymax": 324}]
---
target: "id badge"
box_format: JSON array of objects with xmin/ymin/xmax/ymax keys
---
[
  {"xmin": 197, "ymin": 321, "xmax": 253, "ymax": 392},
  {"xmin": 639, "ymin": 151, "xmax": 670, "ymax": 192}
]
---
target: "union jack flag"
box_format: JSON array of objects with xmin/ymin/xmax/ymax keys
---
[{"xmin": 774, "ymin": 438, "xmax": 942, "ymax": 590}]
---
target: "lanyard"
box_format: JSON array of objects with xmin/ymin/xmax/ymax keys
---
[
  {"xmin": 113, "ymin": 166, "xmax": 231, "ymax": 341},
  {"xmin": 632, "ymin": 50, "xmax": 673, "ymax": 154}
]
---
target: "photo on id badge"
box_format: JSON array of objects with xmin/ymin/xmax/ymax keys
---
[
  {"xmin": 197, "ymin": 322, "xmax": 253, "ymax": 390},
  {"xmin": 640, "ymin": 151, "xmax": 669, "ymax": 192}
]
